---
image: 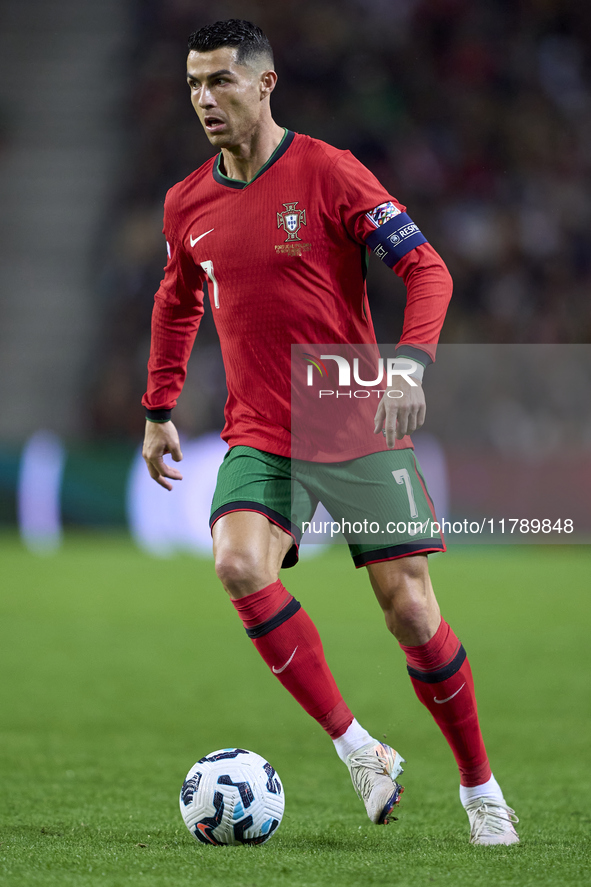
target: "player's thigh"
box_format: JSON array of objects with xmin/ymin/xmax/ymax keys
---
[{"xmin": 209, "ymin": 446, "xmax": 316, "ymax": 593}]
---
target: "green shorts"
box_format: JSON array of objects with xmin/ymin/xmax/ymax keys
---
[{"xmin": 210, "ymin": 446, "xmax": 445, "ymax": 569}]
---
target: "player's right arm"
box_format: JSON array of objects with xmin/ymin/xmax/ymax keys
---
[
  {"xmin": 142, "ymin": 418, "xmax": 183, "ymax": 490},
  {"xmin": 141, "ymin": 189, "xmax": 206, "ymax": 486}
]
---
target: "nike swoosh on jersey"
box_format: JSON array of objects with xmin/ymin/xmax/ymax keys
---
[
  {"xmin": 272, "ymin": 646, "xmax": 298, "ymax": 674},
  {"xmin": 433, "ymin": 682, "xmax": 466, "ymax": 704},
  {"xmin": 190, "ymin": 228, "xmax": 214, "ymax": 247}
]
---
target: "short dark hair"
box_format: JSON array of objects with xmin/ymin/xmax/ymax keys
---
[{"xmin": 187, "ymin": 19, "xmax": 274, "ymax": 68}]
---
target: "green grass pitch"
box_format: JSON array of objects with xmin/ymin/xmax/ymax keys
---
[{"xmin": 0, "ymin": 534, "xmax": 589, "ymax": 886}]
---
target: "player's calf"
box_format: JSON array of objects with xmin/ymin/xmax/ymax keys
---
[{"xmin": 231, "ymin": 579, "xmax": 355, "ymax": 737}]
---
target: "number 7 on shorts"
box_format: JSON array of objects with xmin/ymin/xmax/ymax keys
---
[{"xmin": 392, "ymin": 468, "xmax": 419, "ymax": 518}]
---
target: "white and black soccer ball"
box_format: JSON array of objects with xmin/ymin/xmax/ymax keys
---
[{"xmin": 180, "ymin": 748, "xmax": 285, "ymax": 846}]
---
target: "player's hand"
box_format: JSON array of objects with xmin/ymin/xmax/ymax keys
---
[
  {"xmin": 142, "ymin": 420, "xmax": 183, "ymax": 490},
  {"xmin": 373, "ymin": 378, "xmax": 426, "ymax": 448}
]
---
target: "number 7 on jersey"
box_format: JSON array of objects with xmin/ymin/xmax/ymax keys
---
[{"xmin": 200, "ymin": 260, "xmax": 220, "ymax": 309}]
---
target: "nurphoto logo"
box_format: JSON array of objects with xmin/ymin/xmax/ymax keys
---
[{"xmin": 302, "ymin": 354, "xmax": 419, "ymax": 398}]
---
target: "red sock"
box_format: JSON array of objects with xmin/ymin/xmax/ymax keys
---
[
  {"xmin": 232, "ymin": 580, "xmax": 354, "ymax": 739},
  {"xmin": 400, "ymin": 618, "xmax": 491, "ymax": 786}
]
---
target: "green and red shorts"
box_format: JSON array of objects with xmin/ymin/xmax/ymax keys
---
[{"xmin": 210, "ymin": 445, "xmax": 445, "ymax": 569}]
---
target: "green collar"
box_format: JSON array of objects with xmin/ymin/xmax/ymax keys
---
[{"xmin": 213, "ymin": 129, "xmax": 294, "ymax": 190}]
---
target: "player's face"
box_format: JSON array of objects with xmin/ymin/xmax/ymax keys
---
[{"xmin": 186, "ymin": 47, "xmax": 270, "ymax": 148}]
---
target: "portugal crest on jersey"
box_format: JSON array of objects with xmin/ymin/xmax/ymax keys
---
[{"xmin": 277, "ymin": 202, "xmax": 307, "ymax": 242}]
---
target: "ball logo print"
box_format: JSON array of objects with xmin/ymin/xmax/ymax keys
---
[
  {"xmin": 193, "ymin": 792, "xmax": 226, "ymax": 845},
  {"xmin": 180, "ymin": 748, "xmax": 285, "ymax": 846}
]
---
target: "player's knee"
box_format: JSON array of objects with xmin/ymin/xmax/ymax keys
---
[
  {"xmin": 214, "ymin": 549, "xmax": 267, "ymax": 597},
  {"xmin": 386, "ymin": 595, "xmax": 430, "ymax": 635}
]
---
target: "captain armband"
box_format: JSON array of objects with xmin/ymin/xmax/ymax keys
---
[{"xmin": 364, "ymin": 204, "xmax": 427, "ymax": 269}]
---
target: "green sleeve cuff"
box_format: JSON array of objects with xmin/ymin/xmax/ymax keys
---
[
  {"xmin": 394, "ymin": 345, "xmax": 431, "ymax": 367},
  {"xmin": 145, "ymin": 408, "xmax": 172, "ymax": 423}
]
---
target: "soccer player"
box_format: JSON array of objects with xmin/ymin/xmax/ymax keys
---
[{"xmin": 142, "ymin": 19, "xmax": 519, "ymax": 845}]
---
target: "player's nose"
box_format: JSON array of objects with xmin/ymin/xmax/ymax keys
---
[{"xmin": 197, "ymin": 86, "xmax": 215, "ymax": 108}]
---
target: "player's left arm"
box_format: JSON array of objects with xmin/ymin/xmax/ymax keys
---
[
  {"xmin": 331, "ymin": 151, "xmax": 453, "ymax": 446},
  {"xmin": 374, "ymin": 241, "xmax": 453, "ymax": 446}
]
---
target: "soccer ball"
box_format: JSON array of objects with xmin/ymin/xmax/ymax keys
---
[{"xmin": 179, "ymin": 748, "xmax": 285, "ymax": 846}]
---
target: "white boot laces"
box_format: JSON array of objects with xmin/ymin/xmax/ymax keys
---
[
  {"xmin": 468, "ymin": 799, "xmax": 519, "ymax": 840},
  {"xmin": 348, "ymin": 749, "xmax": 388, "ymax": 800}
]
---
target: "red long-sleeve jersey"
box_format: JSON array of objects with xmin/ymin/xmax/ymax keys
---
[{"xmin": 143, "ymin": 130, "xmax": 452, "ymax": 458}]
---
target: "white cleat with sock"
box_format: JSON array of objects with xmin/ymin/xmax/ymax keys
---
[
  {"xmin": 464, "ymin": 798, "xmax": 520, "ymax": 845},
  {"xmin": 345, "ymin": 741, "xmax": 405, "ymax": 825},
  {"xmin": 333, "ymin": 721, "xmax": 404, "ymax": 825},
  {"xmin": 460, "ymin": 775, "xmax": 520, "ymax": 845}
]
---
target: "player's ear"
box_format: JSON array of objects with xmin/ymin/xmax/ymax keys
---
[{"xmin": 260, "ymin": 69, "xmax": 277, "ymax": 99}]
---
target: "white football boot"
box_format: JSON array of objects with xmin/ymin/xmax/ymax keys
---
[
  {"xmin": 345, "ymin": 741, "xmax": 405, "ymax": 824},
  {"xmin": 465, "ymin": 798, "xmax": 520, "ymax": 845}
]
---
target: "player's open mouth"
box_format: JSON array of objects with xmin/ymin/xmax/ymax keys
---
[{"xmin": 204, "ymin": 116, "xmax": 226, "ymax": 132}]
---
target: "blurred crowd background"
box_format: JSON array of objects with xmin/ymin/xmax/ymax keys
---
[
  {"xmin": 93, "ymin": 0, "xmax": 591, "ymax": 441},
  {"xmin": 1, "ymin": 0, "xmax": 590, "ymax": 535}
]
